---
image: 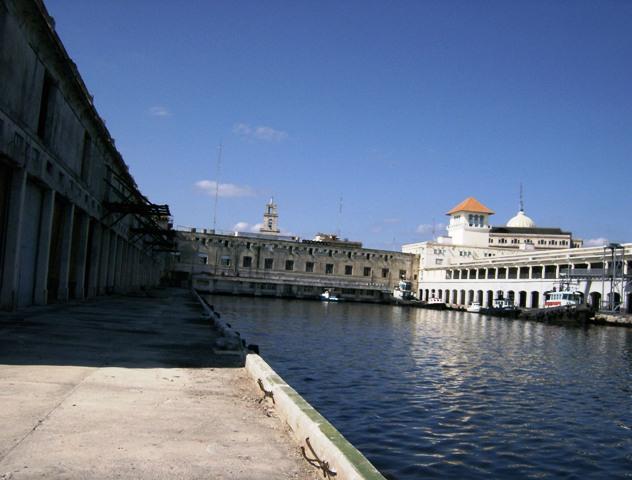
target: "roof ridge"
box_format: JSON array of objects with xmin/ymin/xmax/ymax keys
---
[{"xmin": 446, "ymin": 197, "xmax": 495, "ymax": 215}]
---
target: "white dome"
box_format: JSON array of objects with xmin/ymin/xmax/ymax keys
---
[{"xmin": 507, "ymin": 210, "xmax": 535, "ymax": 228}]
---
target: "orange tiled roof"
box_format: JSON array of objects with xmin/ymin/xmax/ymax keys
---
[{"xmin": 446, "ymin": 197, "xmax": 495, "ymax": 215}]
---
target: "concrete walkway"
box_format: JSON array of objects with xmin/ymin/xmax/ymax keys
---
[{"xmin": 0, "ymin": 289, "xmax": 318, "ymax": 479}]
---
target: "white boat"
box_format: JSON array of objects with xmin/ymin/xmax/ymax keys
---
[
  {"xmin": 423, "ymin": 297, "xmax": 446, "ymax": 310},
  {"xmin": 543, "ymin": 290, "xmax": 583, "ymax": 308},
  {"xmin": 467, "ymin": 302, "xmax": 481, "ymax": 313},
  {"xmin": 479, "ymin": 298, "xmax": 521, "ymax": 317},
  {"xmin": 393, "ymin": 280, "xmax": 416, "ymax": 301},
  {"xmin": 320, "ymin": 290, "xmax": 340, "ymax": 302}
]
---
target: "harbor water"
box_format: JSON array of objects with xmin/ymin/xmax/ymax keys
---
[{"xmin": 205, "ymin": 295, "xmax": 632, "ymax": 479}]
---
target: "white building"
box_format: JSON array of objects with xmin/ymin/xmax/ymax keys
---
[{"xmin": 403, "ymin": 196, "xmax": 583, "ymax": 291}]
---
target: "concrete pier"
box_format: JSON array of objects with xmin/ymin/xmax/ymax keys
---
[{"xmin": 0, "ymin": 289, "xmax": 318, "ymax": 479}]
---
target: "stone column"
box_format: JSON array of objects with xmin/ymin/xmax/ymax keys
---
[
  {"xmin": 107, "ymin": 233, "xmax": 118, "ymax": 292},
  {"xmin": 98, "ymin": 228, "xmax": 110, "ymax": 295},
  {"xmin": 57, "ymin": 203, "xmax": 75, "ymax": 302},
  {"xmin": 33, "ymin": 189, "xmax": 55, "ymax": 305},
  {"xmin": 113, "ymin": 239, "xmax": 123, "ymax": 291},
  {"xmin": 72, "ymin": 211, "xmax": 90, "ymax": 299},
  {"xmin": 86, "ymin": 221, "xmax": 102, "ymax": 298},
  {"xmin": 0, "ymin": 168, "xmax": 27, "ymax": 309}
]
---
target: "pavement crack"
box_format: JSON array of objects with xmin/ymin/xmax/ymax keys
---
[{"xmin": 0, "ymin": 367, "xmax": 98, "ymax": 465}]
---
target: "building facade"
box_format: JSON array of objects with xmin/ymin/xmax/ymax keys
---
[
  {"xmin": 417, "ymin": 243, "xmax": 631, "ymax": 312},
  {"xmin": 0, "ymin": 0, "xmax": 172, "ymax": 310},
  {"xmin": 403, "ymin": 196, "xmax": 583, "ymax": 287},
  {"xmin": 171, "ymin": 229, "xmax": 418, "ymax": 302}
]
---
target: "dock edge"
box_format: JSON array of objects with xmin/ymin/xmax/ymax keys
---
[{"xmin": 245, "ymin": 353, "xmax": 386, "ymax": 480}]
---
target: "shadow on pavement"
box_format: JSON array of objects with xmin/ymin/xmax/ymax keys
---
[{"xmin": 0, "ymin": 288, "xmax": 244, "ymax": 369}]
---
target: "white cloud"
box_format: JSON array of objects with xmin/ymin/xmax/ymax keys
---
[
  {"xmin": 233, "ymin": 122, "xmax": 288, "ymax": 142},
  {"xmin": 416, "ymin": 223, "xmax": 445, "ymax": 234},
  {"xmin": 148, "ymin": 106, "xmax": 171, "ymax": 117},
  {"xmin": 231, "ymin": 222, "xmax": 264, "ymax": 233},
  {"xmin": 233, "ymin": 222, "xmax": 250, "ymax": 231},
  {"xmin": 584, "ymin": 237, "xmax": 608, "ymax": 247},
  {"xmin": 194, "ymin": 180, "xmax": 256, "ymax": 198}
]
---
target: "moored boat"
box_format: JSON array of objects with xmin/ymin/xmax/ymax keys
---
[
  {"xmin": 320, "ymin": 289, "xmax": 341, "ymax": 302},
  {"xmin": 479, "ymin": 298, "xmax": 521, "ymax": 317},
  {"xmin": 422, "ymin": 297, "xmax": 447, "ymax": 310},
  {"xmin": 467, "ymin": 302, "xmax": 482, "ymax": 313}
]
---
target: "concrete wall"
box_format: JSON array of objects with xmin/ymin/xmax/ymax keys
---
[{"xmin": 0, "ymin": 0, "xmax": 166, "ymax": 310}]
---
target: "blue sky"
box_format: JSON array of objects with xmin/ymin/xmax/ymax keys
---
[{"xmin": 46, "ymin": 0, "xmax": 632, "ymax": 249}]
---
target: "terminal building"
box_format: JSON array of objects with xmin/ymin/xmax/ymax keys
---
[
  {"xmin": 403, "ymin": 197, "xmax": 630, "ymax": 312},
  {"xmin": 170, "ymin": 202, "xmax": 418, "ymax": 302},
  {"xmin": 403, "ymin": 196, "xmax": 582, "ymax": 280},
  {"xmin": 0, "ymin": 0, "xmax": 172, "ymax": 310}
]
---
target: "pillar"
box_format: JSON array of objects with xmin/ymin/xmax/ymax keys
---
[
  {"xmin": 86, "ymin": 221, "xmax": 102, "ymax": 298},
  {"xmin": 107, "ymin": 233, "xmax": 118, "ymax": 292},
  {"xmin": 98, "ymin": 228, "xmax": 110, "ymax": 295},
  {"xmin": 72, "ymin": 211, "xmax": 90, "ymax": 299},
  {"xmin": 0, "ymin": 168, "xmax": 27, "ymax": 309},
  {"xmin": 57, "ymin": 203, "xmax": 75, "ymax": 301},
  {"xmin": 33, "ymin": 189, "xmax": 55, "ymax": 305}
]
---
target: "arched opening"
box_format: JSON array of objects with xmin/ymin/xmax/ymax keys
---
[
  {"xmin": 507, "ymin": 291, "xmax": 515, "ymax": 304},
  {"xmin": 486, "ymin": 290, "xmax": 494, "ymax": 307},
  {"xmin": 445, "ymin": 289, "xmax": 450, "ymax": 304},
  {"xmin": 518, "ymin": 291, "xmax": 527, "ymax": 308},
  {"xmin": 468, "ymin": 290, "xmax": 475, "ymax": 305},
  {"xmin": 589, "ymin": 292, "xmax": 601, "ymax": 309},
  {"xmin": 431, "ymin": 288, "xmax": 436, "ymax": 299},
  {"xmin": 437, "ymin": 289, "xmax": 442, "ymax": 299},
  {"xmin": 476, "ymin": 290, "xmax": 484, "ymax": 304},
  {"xmin": 627, "ymin": 293, "xmax": 632, "ymax": 314},
  {"xmin": 496, "ymin": 290, "xmax": 504, "ymax": 300},
  {"xmin": 452, "ymin": 289, "xmax": 458, "ymax": 305},
  {"xmin": 607, "ymin": 292, "xmax": 621, "ymax": 310},
  {"xmin": 530, "ymin": 291, "xmax": 540, "ymax": 309},
  {"xmin": 460, "ymin": 290, "xmax": 466, "ymax": 305}
]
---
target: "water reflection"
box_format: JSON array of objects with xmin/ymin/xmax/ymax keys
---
[{"xmin": 206, "ymin": 295, "xmax": 632, "ymax": 479}]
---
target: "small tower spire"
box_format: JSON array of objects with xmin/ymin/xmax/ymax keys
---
[
  {"xmin": 260, "ymin": 198, "xmax": 280, "ymax": 234},
  {"xmin": 519, "ymin": 183, "xmax": 524, "ymax": 212}
]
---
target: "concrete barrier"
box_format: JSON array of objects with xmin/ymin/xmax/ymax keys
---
[
  {"xmin": 245, "ymin": 353, "xmax": 386, "ymax": 480},
  {"xmin": 191, "ymin": 289, "xmax": 245, "ymax": 356}
]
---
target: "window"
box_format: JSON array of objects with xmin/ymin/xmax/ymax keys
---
[
  {"xmin": 285, "ymin": 260, "xmax": 294, "ymax": 271},
  {"xmin": 199, "ymin": 255, "xmax": 208, "ymax": 265},
  {"xmin": 305, "ymin": 262, "xmax": 314, "ymax": 273},
  {"xmin": 399, "ymin": 270, "xmax": 406, "ymax": 278},
  {"xmin": 382, "ymin": 268, "xmax": 389, "ymax": 278},
  {"xmin": 242, "ymin": 256, "xmax": 252, "ymax": 268},
  {"xmin": 345, "ymin": 265, "xmax": 353, "ymax": 275},
  {"xmin": 435, "ymin": 258, "xmax": 443, "ymax": 265},
  {"xmin": 220, "ymin": 256, "xmax": 231, "ymax": 267},
  {"xmin": 264, "ymin": 258, "xmax": 273, "ymax": 270},
  {"xmin": 363, "ymin": 267, "xmax": 371, "ymax": 277},
  {"xmin": 325, "ymin": 263, "xmax": 334, "ymax": 275}
]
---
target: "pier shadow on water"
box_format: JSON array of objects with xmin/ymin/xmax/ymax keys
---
[{"xmin": 0, "ymin": 288, "xmax": 242, "ymax": 369}]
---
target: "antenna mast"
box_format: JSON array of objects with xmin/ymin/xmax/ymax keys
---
[
  {"xmin": 212, "ymin": 142, "xmax": 223, "ymax": 231},
  {"xmin": 519, "ymin": 183, "xmax": 524, "ymax": 212},
  {"xmin": 336, "ymin": 196, "xmax": 343, "ymax": 237}
]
